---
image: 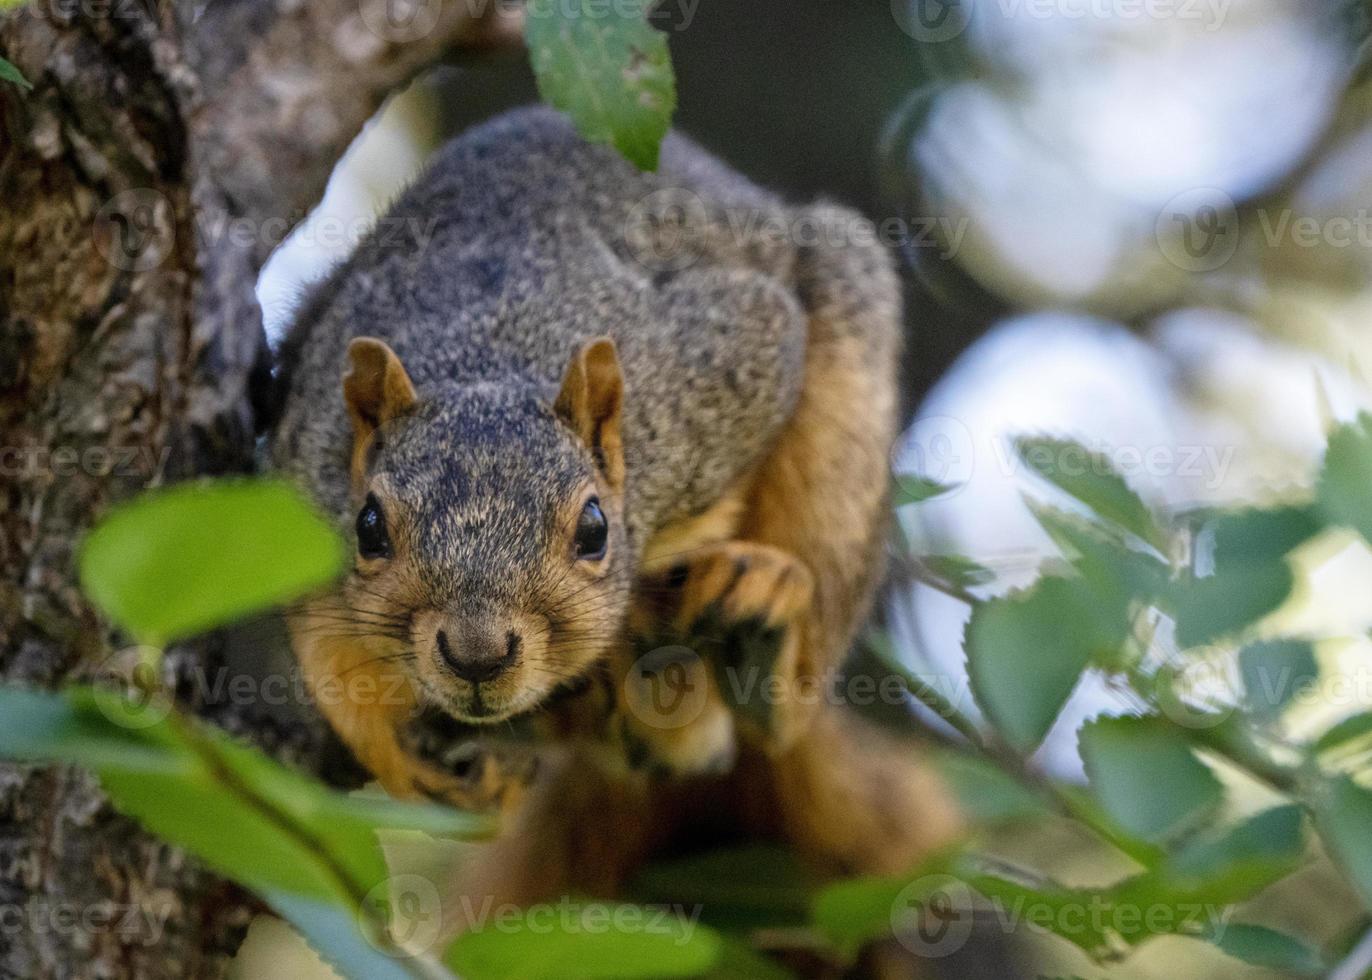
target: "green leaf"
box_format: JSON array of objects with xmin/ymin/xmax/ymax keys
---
[
  {"xmin": 965, "ymin": 574, "xmax": 1132, "ymax": 751},
  {"xmin": 1318, "ymin": 414, "xmax": 1372, "ymax": 543},
  {"xmin": 267, "ymin": 893, "xmax": 430, "ymax": 980},
  {"xmin": 918, "ymin": 554, "xmax": 995, "ymax": 589},
  {"xmin": 445, "ymin": 902, "xmax": 722, "ymax": 979},
  {"xmin": 0, "ymin": 686, "xmax": 491, "ymax": 902},
  {"xmin": 932, "ymin": 751, "xmax": 1048, "ymax": 826},
  {"xmin": 1161, "ymin": 805, "xmax": 1306, "ymax": 903},
  {"xmin": 1205, "ymin": 505, "xmax": 1322, "ymax": 569},
  {"xmin": 1315, "ymin": 712, "xmax": 1372, "ymax": 754},
  {"xmin": 1168, "ymin": 561, "xmax": 1295, "ymax": 650},
  {"xmin": 0, "ymin": 55, "xmax": 32, "ymax": 91},
  {"xmin": 1029, "ymin": 503, "xmax": 1170, "ymax": 602},
  {"xmin": 812, "ymin": 872, "xmax": 941, "ymax": 959},
  {"xmin": 1238, "ymin": 640, "xmax": 1317, "ymax": 717},
  {"xmin": 525, "ymin": 0, "xmax": 676, "ymax": 170},
  {"xmin": 1015, "ymin": 436, "xmax": 1167, "ymax": 551},
  {"xmin": 1318, "ymin": 777, "xmax": 1372, "ymax": 905},
  {"xmin": 963, "ymin": 872, "xmax": 1114, "ymax": 955},
  {"xmin": 631, "ymin": 846, "xmax": 815, "ymax": 930},
  {"xmin": 894, "ymin": 474, "xmax": 958, "ymax": 505},
  {"xmin": 1205, "ymin": 923, "xmax": 1323, "ymax": 975},
  {"xmin": 701, "ymin": 937, "xmax": 795, "ymax": 980},
  {"xmin": 0, "ymin": 685, "xmax": 490, "ymax": 980},
  {"xmin": 1078, "ymin": 715, "xmax": 1223, "ymax": 843},
  {"xmin": 79, "ymin": 478, "xmax": 344, "ymax": 646}
]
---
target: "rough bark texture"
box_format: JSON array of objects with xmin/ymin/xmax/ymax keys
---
[{"xmin": 0, "ymin": 1, "xmax": 517, "ymax": 976}]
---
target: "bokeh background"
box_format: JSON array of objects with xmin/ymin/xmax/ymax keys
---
[{"xmin": 246, "ymin": 1, "xmax": 1372, "ymax": 975}]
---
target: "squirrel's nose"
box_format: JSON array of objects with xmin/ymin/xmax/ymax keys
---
[{"xmin": 436, "ymin": 628, "xmax": 521, "ymax": 684}]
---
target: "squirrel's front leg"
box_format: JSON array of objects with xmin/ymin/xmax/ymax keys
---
[
  {"xmin": 287, "ymin": 607, "xmax": 522, "ymax": 813},
  {"xmin": 618, "ymin": 541, "xmax": 815, "ymax": 773}
]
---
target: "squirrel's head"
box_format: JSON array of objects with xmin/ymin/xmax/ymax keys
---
[{"xmin": 337, "ymin": 335, "xmax": 630, "ymax": 724}]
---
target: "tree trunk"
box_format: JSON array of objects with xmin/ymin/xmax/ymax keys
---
[{"xmin": 0, "ymin": 2, "xmax": 517, "ymax": 976}]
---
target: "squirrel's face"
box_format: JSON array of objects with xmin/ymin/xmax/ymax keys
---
[{"xmin": 336, "ymin": 336, "xmax": 630, "ymax": 725}]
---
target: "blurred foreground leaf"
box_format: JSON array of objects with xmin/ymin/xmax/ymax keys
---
[
  {"xmin": 632, "ymin": 845, "xmax": 816, "ymax": 930},
  {"xmin": 0, "ymin": 55, "xmax": 31, "ymax": 91},
  {"xmin": 1151, "ymin": 805, "xmax": 1307, "ymax": 904},
  {"xmin": 79, "ymin": 479, "xmax": 343, "ymax": 646},
  {"xmin": 1205, "ymin": 505, "xmax": 1322, "ymax": 569},
  {"xmin": 965, "ymin": 575, "xmax": 1132, "ymax": 751},
  {"xmin": 1078, "ymin": 715, "xmax": 1222, "ymax": 843},
  {"xmin": 1315, "ymin": 712, "xmax": 1372, "ymax": 754},
  {"xmin": 445, "ymin": 902, "xmax": 722, "ymax": 979},
  {"xmin": 0, "ymin": 685, "xmax": 491, "ymax": 979},
  {"xmin": 1318, "ymin": 778, "xmax": 1372, "ymax": 906},
  {"xmin": 894, "ymin": 474, "xmax": 958, "ymax": 505},
  {"xmin": 1318, "ymin": 414, "xmax": 1372, "ymax": 543},
  {"xmin": 1205, "ymin": 923, "xmax": 1323, "ymax": 975},
  {"xmin": 932, "ymin": 751, "xmax": 1048, "ymax": 826},
  {"xmin": 1169, "ymin": 562, "xmax": 1294, "ymax": 650},
  {"xmin": 1015, "ymin": 436, "xmax": 1166, "ymax": 551},
  {"xmin": 1239, "ymin": 640, "xmax": 1317, "ymax": 718}
]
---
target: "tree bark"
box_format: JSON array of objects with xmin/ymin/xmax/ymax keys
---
[{"xmin": 0, "ymin": 1, "xmax": 518, "ymax": 976}]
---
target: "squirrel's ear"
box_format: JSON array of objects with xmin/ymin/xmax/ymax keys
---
[
  {"xmin": 555, "ymin": 337, "xmax": 625, "ymax": 491},
  {"xmin": 342, "ymin": 338, "xmax": 417, "ymax": 480}
]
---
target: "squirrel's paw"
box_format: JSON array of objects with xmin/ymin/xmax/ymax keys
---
[
  {"xmin": 670, "ymin": 542, "xmax": 817, "ymax": 750},
  {"xmin": 398, "ymin": 715, "xmax": 539, "ymax": 813},
  {"xmin": 672, "ymin": 541, "xmax": 814, "ymax": 633}
]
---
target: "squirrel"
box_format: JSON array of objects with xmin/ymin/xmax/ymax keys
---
[{"xmin": 271, "ymin": 106, "xmax": 959, "ymax": 907}]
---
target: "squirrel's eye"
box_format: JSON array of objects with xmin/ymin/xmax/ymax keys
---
[
  {"xmin": 356, "ymin": 494, "xmax": 391, "ymax": 560},
  {"xmin": 573, "ymin": 498, "xmax": 608, "ymax": 561}
]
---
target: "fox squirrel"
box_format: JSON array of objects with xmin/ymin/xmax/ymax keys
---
[{"xmin": 271, "ymin": 107, "xmax": 958, "ymax": 907}]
